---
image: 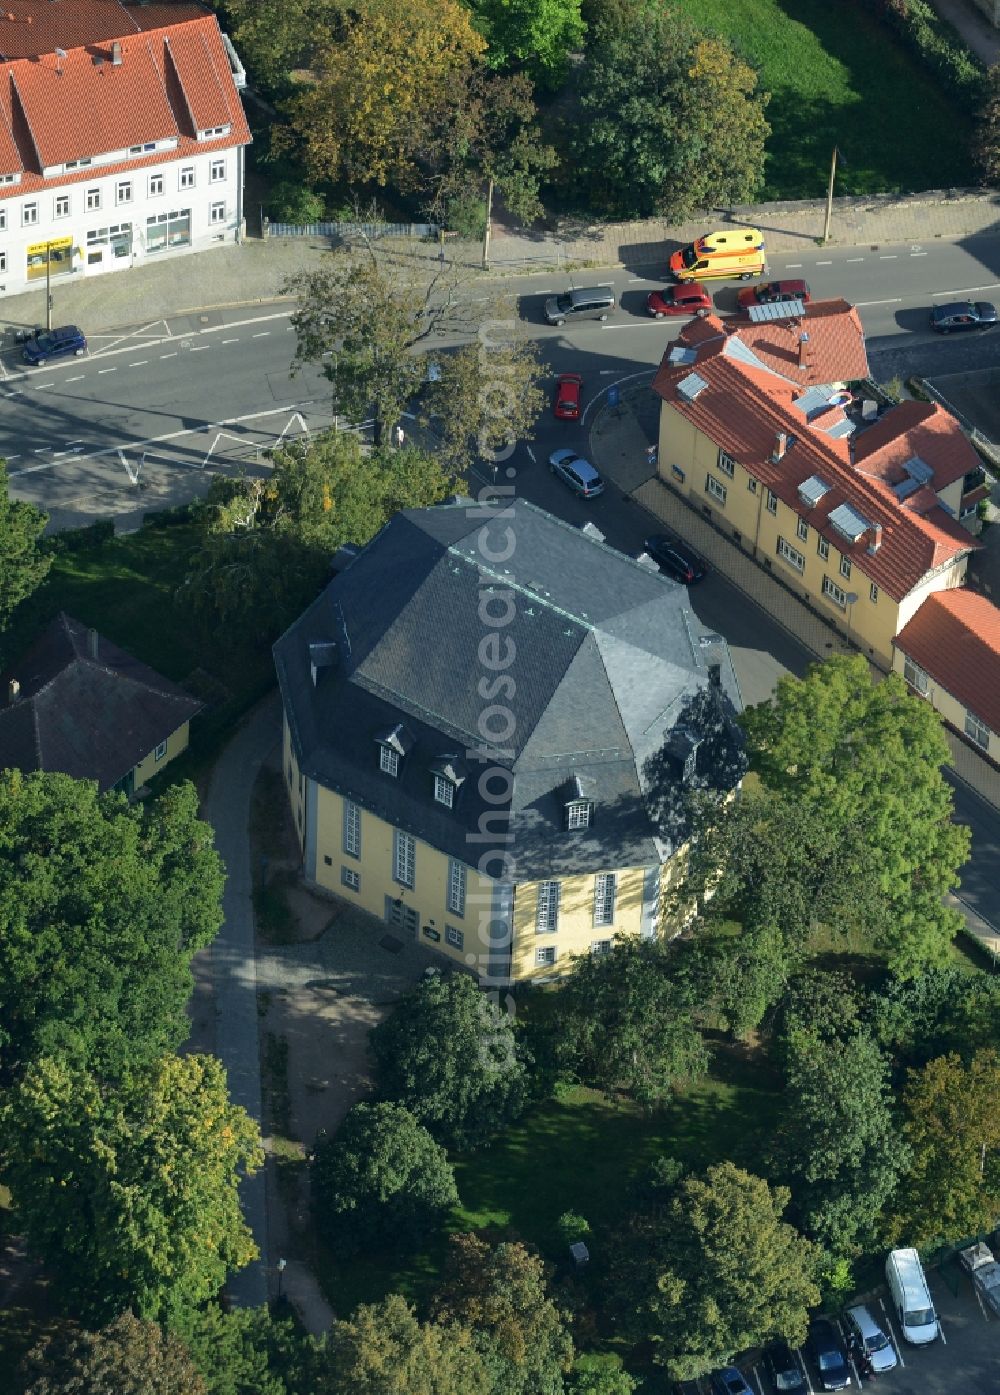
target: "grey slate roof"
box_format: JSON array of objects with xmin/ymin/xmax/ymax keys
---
[
  {"xmin": 0, "ymin": 612, "xmax": 203, "ymax": 791},
  {"xmin": 274, "ymin": 500, "xmax": 743, "ymax": 881}
]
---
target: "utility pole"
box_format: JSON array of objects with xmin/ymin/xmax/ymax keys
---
[
  {"xmin": 45, "ymin": 241, "xmax": 53, "ymax": 331},
  {"xmin": 482, "ymin": 178, "xmax": 494, "ymax": 272},
  {"xmin": 822, "ymin": 146, "xmax": 839, "ymax": 246}
]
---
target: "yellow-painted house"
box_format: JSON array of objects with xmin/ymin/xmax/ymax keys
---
[
  {"xmin": 0, "ymin": 611, "xmax": 201, "ymax": 794},
  {"xmin": 651, "ymin": 300, "xmax": 983, "ymax": 669},
  {"xmin": 274, "ymin": 499, "xmax": 746, "ymax": 985}
]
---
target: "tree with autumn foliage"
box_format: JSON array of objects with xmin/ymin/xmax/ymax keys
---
[{"xmin": 0, "ymin": 1053, "xmax": 264, "ymax": 1324}]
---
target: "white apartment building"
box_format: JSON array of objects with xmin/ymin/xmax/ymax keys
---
[{"xmin": 0, "ymin": 4, "xmax": 250, "ymax": 297}]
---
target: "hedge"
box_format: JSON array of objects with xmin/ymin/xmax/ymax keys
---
[{"xmin": 868, "ymin": 0, "xmax": 985, "ymax": 108}]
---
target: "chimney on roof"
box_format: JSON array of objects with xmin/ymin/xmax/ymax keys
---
[
  {"xmin": 7, "ymin": 678, "xmax": 19, "ymax": 704},
  {"xmin": 88, "ymin": 628, "xmax": 98, "ymax": 660},
  {"xmin": 798, "ymin": 331, "xmax": 810, "ymax": 371},
  {"xmin": 867, "ymin": 523, "xmax": 883, "ymax": 554},
  {"xmin": 111, "ymin": 40, "xmax": 121, "ymax": 66},
  {"xmin": 771, "ymin": 431, "xmax": 788, "ymax": 463}
]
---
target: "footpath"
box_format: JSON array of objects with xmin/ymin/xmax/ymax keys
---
[{"xmin": 4, "ymin": 187, "xmax": 1000, "ymax": 334}]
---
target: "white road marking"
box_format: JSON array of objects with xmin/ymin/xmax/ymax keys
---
[
  {"xmin": 817, "ymin": 260, "xmax": 832, "ymax": 265},
  {"xmin": 222, "ymin": 338, "xmax": 239, "ymax": 344},
  {"xmin": 65, "ymin": 375, "xmax": 84, "ymax": 382},
  {"xmin": 854, "ymin": 298, "xmax": 902, "ymax": 306},
  {"xmin": 878, "ymin": 1297, "xmax": 905, "ymax": 1367},
  {"xmin": 252, "ymin": 331, "xmax": 270, "ymax": 338},
  {"xmin": 880, "ymin": 254, "xmax": 898, "ymax": 259},
  {"xmin": 190, "ymin": 345, "xmax": 209, "ymax": 352},
  {"xmin": 911, "ymin": 251, "xmax": 927, "ymax": 256},
  {"xmin": 159, "ymin": 352, "xmax": 177, "ymax": 359},
  {"xmin": 5, "ymin": 453, "xmax": 19, "ymax": 461},
  {"xmin": 846, "ymin": 257, "xmax": 865, "ymax": 262},
  {"xmin": 785, "ymin": 262, "xmax": 803, "ymax": 268},
  {"xmin": 130, "ymin": 360, "xmax": 149, "ymax": 367},
  {"xmin": 98, "ymin": 367, "xmax": 117, "ymax": 374},
  {"xmin": 933, "ymin": 282, "xmax": 1000, "ymax": 296},
  {"xmin": 525, "ymin": 445, "xmax": 536, "ymax": 462},
  {"xmin": 601, "ymin": 320, "xmax": 674, "ymax": 330},
  {"xmin": 33, "ymin": 382, "xmax": 54, "ymax": 391},
  {"xmin": 580, "ymin": 367, "xmax": 655, "ymax": 426}
]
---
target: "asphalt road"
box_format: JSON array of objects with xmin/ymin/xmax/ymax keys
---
[{"xmin": 2, "ymin": 231, "xmax": 999, "ymax": 935}]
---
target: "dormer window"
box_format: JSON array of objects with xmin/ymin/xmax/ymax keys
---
[
  {"xmin": 429, "ymin": 754, "xmax": 467, "ymax": 809},
  {"xmin": 375, "ymin": 722, "xmax": 414, "ymax": 778},
  {"xmin": 566, "ymin": 800, "xmax": 592, "ymax": 830}
]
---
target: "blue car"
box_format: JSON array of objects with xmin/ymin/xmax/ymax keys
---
[
  {"xmin": 22, "ymin": 324, "xmax": 87, "ymax": 365},
  {"xmin": 710, "ymin": 1368, "xmax": 753, "ymax": 1395}
]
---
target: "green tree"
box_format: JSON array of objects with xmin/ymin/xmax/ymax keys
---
[
  {"xmin": 573, "ymin": 2, "xmax": 769, "ymax": 219},
  {"xmin": 889, "ymin": 1049, "xmax": 1000, "ymax": 1247},
  {"xmin": 975, "ymin": 63, "xmax": 1000, "ymax": 183},
  {"xmin": 279, "ymin": 0, "xmax": 486, "ymax": 191},
  {"xmin": 204, "ymin": 0, "xmax": 338, "ymax": 90},
  {"xmin": 741, "ymin": 656, "xmax": 970, "ymax": 975},
  {"xmin": 869, "ymin": 966, "xmax": 1000, "ymax": 1067},
  {"xmin": 21, "ymin": 1313, "xmax": 205, "ymax": 1395},
  {"xmin": 171, "ymin": 1305, "xmax": 317, "ymax": 1395},
  {"xmin": 421, "ymin": 338, "xmax": 546, "ymax": 474},
  {"xmin": 470, "ymin": 0, "xmax": 585, "ymax": 87},
  {"xmin": 370, "ymin": 971, "xmax": 528, "ymax": 1149},
  {"xmin": 773, "ymin": 1029, "xmax": 908, "ymax": 1255},
  {"xmin": 0, "ymin": 1054, "xmax": 264, "ymax": 1324},
  {"xmin": 772, "ymin": 969, "xmax": 864, "ymax": 1067},
  {"xmin": 318, "ymin": 1293, "xmax": 487, "ymax": 1395},
  {"xmin": 552, "ymin": 938, "xmax": 708, "ymax": 1103},
  {"xmin": 178, "ymin": 433, "xmax": 454, "ymax": 642},
  {"xmin": 312, "ymin": 1102, "xmax": 458, "ymax": 1255},
  {"xmin": 432, "ymin": 1234, "xmax": 574, "ymax": 1395},
  {"xmin": 287, "ymin": 246, "xmax": 476, "ymax": 445},
  {"xmin": 610, "ymin": 1161, "xmax": 821, "ymax": 1379},
  {"xmin": 0, "ymin": 459, "xmax": 50, "ymax": 635},
  {"xmin": 570, "ymin": 1368, "xmax": 638, "ymax": 1395},
  {"xmin": 0, "ymin": 772, "xmax": 223, "ymax": 1083}
]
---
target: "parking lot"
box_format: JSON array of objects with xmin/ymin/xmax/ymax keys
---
[{"xmin": 685, "ymin": 1258, "xmax": 1000, "ymax": 1395}]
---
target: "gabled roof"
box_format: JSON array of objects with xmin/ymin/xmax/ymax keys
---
[
  {"xmin": 0, "ymin": 613, "xmax": 202, "ymax": 791},
  {"xmin": 895, "ymin": 589, "xmax": 1000, "ymax": 737},
  {"xmin": 853, "ymin": 399, "xmax": 983, "ymax": 493},
  {"xmin": 274, "ymin": 501, "xmax": 744, "ymax": 880},
  {"xmin": 0, "ymin": 2, "xmax": 207, "ymax": 60},
  {"xmin": 0, "ymin": 13, "xmax": 249, "ymax": 194},
  {"xmin": 652, "ymin": 304, "xmax": 978, "ymax": 601}
]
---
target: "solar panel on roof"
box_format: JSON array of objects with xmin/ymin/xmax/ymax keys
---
[
  {"xmin": 822, "ymin": 418, "xmax": 856, "ymax": 439},
  {"xmin": 793, "ymin": 386, "xmax": 831, "ymax": 419},
  {"xmin": 747, "ymin": 298, "xmax": 806, "ymax": 322},
  {"xmin": 677, "ymin": 371, "xmax": 709, "ymax": 403}
]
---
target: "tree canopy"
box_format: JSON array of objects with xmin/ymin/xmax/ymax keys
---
[
  {"xmin": 573, "ymin": 2, "xmax": 769, "ymax": 219},
  {"xmin": 432, "ymin": 1234, "xmax": 574, "ymax": 1395},
  {"xmin": 611, "ymin": 1161, "xmax": 821, "ymax": 1379},
  {"xmin": 319, "ymin": 1293, "xmax": 487, "ymax": 1395},
  {"xmin": 0, "ymin": 772, "xmax": 223, "ymax": 1083},
  {"xmin": 312, "ymin": 1102, "xmax": 458, "ymax": 1255},
  {"xmin": 889, "ymin": 1049, "xmax": 1000, "ymax": 1247},
  {"xmin": 469, "ymin": 0, "xmax": 585, "ymax": 87},
  {"xmin": 421, "ymin": 338, "xmax": 546, "ymax": 475},
  {"xmin": 370, "ymin": 971, "xmax": 528, "ymax": 1149},
  {"xmin": 740, "ymin": 656, "xmax": 970, "ymax": 975},
  {"xmin": 551, "ymin": 938, "xmax": 708, "ymax": 1104},
  {"xmin": 0, "ymin": 1054, "xmax": 263, "ymax": 1323},
  {"xmin": 22, "ymin": 1313, "xmax": 206, "ymax": 1395},
  {"xmin": 0, "ymin": 459, "xmax": 50, "ymax": 637}
]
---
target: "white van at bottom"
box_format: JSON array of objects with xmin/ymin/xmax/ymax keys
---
[{"xmin": 886, "ymin": 1247, "xmax": 939, "ymax": 1344}]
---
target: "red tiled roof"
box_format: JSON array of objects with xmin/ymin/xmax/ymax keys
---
[
  {"xmin": 652, "ymin": 304, "xmax": 979, "ymax": 601},
  {"xmin": 895, "ymin": 589, "xmax": 1000, "ymax": 736},
  {"xmin": 0, "ymin": 14, "xmax": 249, "ymax": 192},
  {"xmin": 854, "ymin": 399, "xmax": 981, "ymax": 492},
  {"xmin": 732, "ymin": 298, "xmax": 870, "ymax": 384},
  {"xmin": 0, "ymin": 1, "xmax": 207, "ymax": 60}
]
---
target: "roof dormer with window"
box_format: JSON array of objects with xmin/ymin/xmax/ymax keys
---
[
  {"xmin": 561, "ymin": 774, "xmax": 594, "ymax": 831},
  {"xmin": 375, "ymin": 722, "xmax": 414, "ymax": 778},
  {"xmin": 430, "ymin": 754, "xmax": 467, "ymax": 808}
]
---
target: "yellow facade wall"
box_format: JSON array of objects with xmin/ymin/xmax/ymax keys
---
[
  {"xmin": 510, "ymin": 864, "xmax": 650, "ymax": 982},
  {"xmin": 656, "ymin": 402, "xmax": 969, "ymax": 668},
  {"xmin": 892, "ymin": 647, "xmax": 997, "ymax": 761},
  {"xmin": 132, "ymin": 721, "xmax": 191, "ymax": 788}
]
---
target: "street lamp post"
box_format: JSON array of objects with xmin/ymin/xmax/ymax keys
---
[
  {"xmin": 276, "ymin": 1257, "xmax": 287, "ymax": 1303},
  {"xmin": 45, "ymin": 242, "xmax": 53, "ymax": 331}
]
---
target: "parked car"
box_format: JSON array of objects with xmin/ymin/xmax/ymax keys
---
[
  {"xmin": 709, "ymin": 1367, "xmax": 753, "ymax": 1395},
  {"xmin": 762, "ymin": 1340, "xmax": 807, "ymax": 1394},
  {"xmin": 544, "ymin": 286, "xmax": 615, "ymax": 326},
  {"xmin": 959, "ymin": 1241, "xmax": 1000, "ymax": 1317},
  {"xmin": 930, "ymin": 300, "xmax": 997, "ymax": 333},
  {"xmin": 886, "ymin": 1246, "xmax": 938, "ymax": 1345},
  {"xmin": 643, "ymin": 535, "xmax": 706, "ymax": 584},
  {"xmin": 844, "ymin": 1305, "xmax": 897, "ymax": 1375},
  {"xmin": 21, "ymin": 324, "xmax": 87, "ymax": 365},
  {"xmin": 553, "ymin": 373, "xmax": 583, "ymax": 420},
  {"xmin": 646, "ymin": 285, "xmax": 713, "ymax": 319},
  {"xmin": 548, "ymin": 449, "xmax": 605, "ymax": 498},
  {"xmin": 807, "ymin": 1318, "xmax": 851, "ymax": 1391},
  {"xmin": 737, "ymin": 279, "xmax": 811, "ymax": 309}
]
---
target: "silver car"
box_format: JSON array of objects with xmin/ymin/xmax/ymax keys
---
[
  {"xmin": 548, "ymin": 449, "xmax": 605, "ymax": 499},
  {"xmin": 845, "ymin": 1304, "xmax": 898, "ymax": 1374}
]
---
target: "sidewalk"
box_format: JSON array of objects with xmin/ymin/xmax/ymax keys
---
[
  {"xmin": 927, "ymin": 0, "xmax": 1000, "ymax": 66},
  {"xmin": 6, "ymin": 183, "xmax": 1000, "ymax": 334}
]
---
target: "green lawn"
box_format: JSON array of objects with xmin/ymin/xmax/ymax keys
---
[
  {"xmin": 316, "ymin": 1052, "xmax": 782, "ymax": 1316},
  {"xmin": 673, "ymin": 0, "xmax": 976, "ymax": 198}
]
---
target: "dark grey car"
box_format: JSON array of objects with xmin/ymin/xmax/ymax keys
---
[
  {"xmin": 930, "ymin": 300, "xmax": 997, "ymax": 333},
  {"xmin": 544, "ymin": 286, "xmax": 616, "ymax": 326}
]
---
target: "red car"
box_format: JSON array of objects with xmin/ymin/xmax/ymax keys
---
[
  {"xmin": 647, "ymin": 285, "xmax": 712, "ymax": 319},
  {"xmin": 553, "ymin": 372, "xmax": 583, "ymax": 419},
  {"xmin": 736, "ymin": 279, "xmax": 811, "ymax": 309}
]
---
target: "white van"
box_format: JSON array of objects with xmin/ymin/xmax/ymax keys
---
[{"xmin": 885, "ymin": 1247, "xmax": 939, "ymax": 1344}]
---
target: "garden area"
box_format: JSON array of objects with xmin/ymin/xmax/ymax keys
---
[{"xmin": 673, "ymin": 0, "xmax": 977, "ymax": 198}]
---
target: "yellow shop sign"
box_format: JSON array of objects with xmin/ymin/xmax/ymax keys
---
[{"xmin": 26, "ymin": 235, "xmax": 73, "ymax": 257}]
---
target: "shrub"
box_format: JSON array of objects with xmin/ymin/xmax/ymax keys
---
[
  {"xmin": 267, "ymin": 181, "xmax": 325, "ymax": 224},
  {"xmin": 868, "ymin": 0, "xmax": 984, "ymax": 111}
]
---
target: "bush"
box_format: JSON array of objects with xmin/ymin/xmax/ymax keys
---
[
  {"xmin": 445, "ymin": 191, "xmax": 487, "ymax": 239},
  {"xmin": 868, "ymin": 0, "xmax": 984, "ymax": 110},
  {"xmin": 267, "ymin": 181, "xmax": 325, "ymax": 224},
  {"xmin": 557, "ymin": 1211, "xmax": 591, "ymax": 1247},
  {"xmin": 44, "ymin": 518, "xmax": 115, "ymax": 553}
]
